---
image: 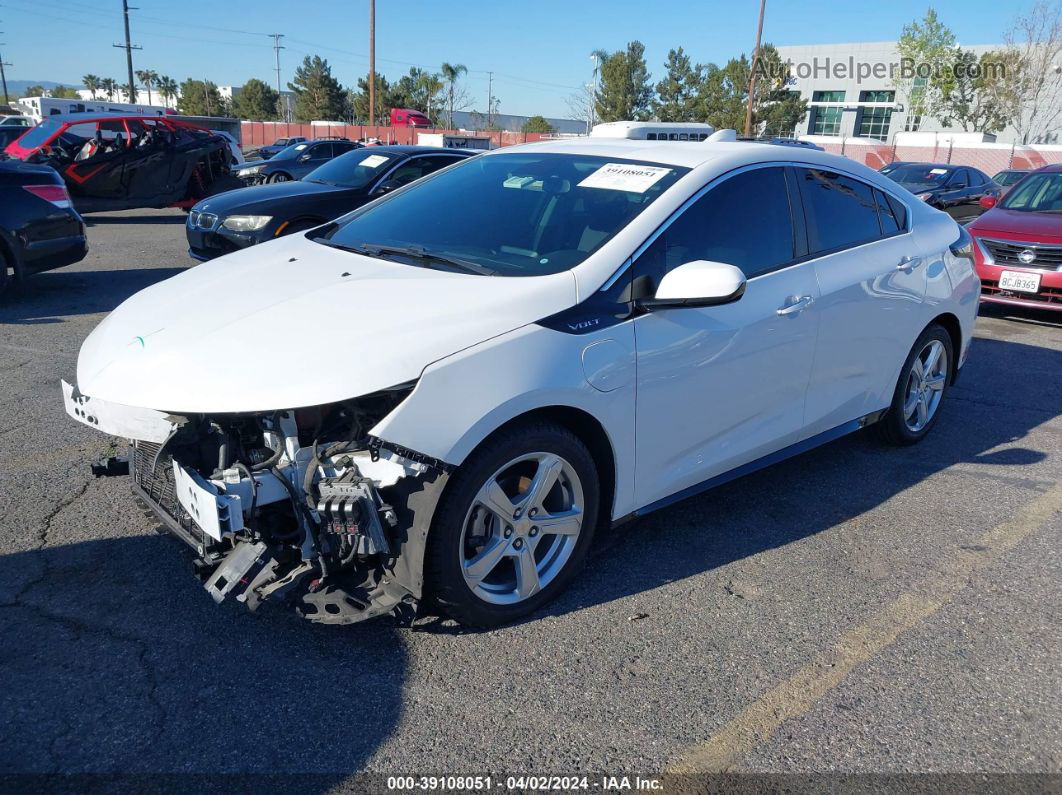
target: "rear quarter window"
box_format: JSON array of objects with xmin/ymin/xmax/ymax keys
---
[{"xmin": 797, "ymin": 168, "xmax": 883, "ymax": 254}]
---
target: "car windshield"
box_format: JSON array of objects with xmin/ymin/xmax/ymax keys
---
[
  {"xmin": 8, "ymin": 119, "xmax": 61, "ymax": 150},
  {"xmin": 274, "ymin": 138, "xmax": 289, "ymax": 146},
  {"xmin": 993, "ymin": 170, "xmax": 1026, "ymax": 187},
  {"xmin": 885, "ymin": 164, "xmax": 955, "ymax": 188},
  {"xmin": 317, "ymin": 153, "xmax": 689, "ymax": 276},
  {"xmin": 305, "ymin": 148, "xmax": 400, "ymax": 188},
  {"xmin": 999, "ymin": 172, "xmax": 1062, "ymax": 212}
]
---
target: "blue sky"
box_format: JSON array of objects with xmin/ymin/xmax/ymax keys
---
[{"xmin": 2, "ymin": 0, "xmax": 1019, "ymax": 118}]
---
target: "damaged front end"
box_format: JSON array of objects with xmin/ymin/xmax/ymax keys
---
[{"xmin": 64, "ymin": 380, "xmax": 449, "ymax": 625}]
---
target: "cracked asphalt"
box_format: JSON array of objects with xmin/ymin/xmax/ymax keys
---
[{"xmin": 0, "ymin": 209, "xmax": 1060, "ymax": 792}]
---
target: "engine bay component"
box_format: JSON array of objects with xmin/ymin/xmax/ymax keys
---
[{"xmin": 316, "ymin": 467, "xmax": 397, "ymax": 558}]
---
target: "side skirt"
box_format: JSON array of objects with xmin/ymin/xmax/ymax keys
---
[{"xmin": 616, "ymin": 409, "xmax": 888, "ymax": 525}]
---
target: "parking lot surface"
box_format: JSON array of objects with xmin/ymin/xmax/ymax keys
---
[{"xmin": 1, "ymin": 209, "xmax": 1060, "ymax": 789}]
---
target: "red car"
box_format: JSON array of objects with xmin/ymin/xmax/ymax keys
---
[
  {"xmin": 969, "ymin": 164, "xmax": 1062, "ymax": 311},
  {"xmin": 4, "ymin": 113, "xmax": 238, "ymax": 213}
]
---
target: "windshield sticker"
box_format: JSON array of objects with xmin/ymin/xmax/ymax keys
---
[
  {"xmin": 361, "ymin": 154, "xmax": 389, "ymax": 168},
  {"xmin": 578, "ymin": 163, "xmax": 672, "ymax": 193},
  {"xmin": 929, "ymin": 168, "xmax": 948, "ymax": 175}
]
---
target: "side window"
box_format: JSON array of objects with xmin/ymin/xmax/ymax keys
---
[
  {"xmin": 949, "ymin": 168, "xmax": 969, "ymax": 188},
  {"xmin": 971, "ymin": 169, "xmax": 988, "ymax": 186},
  {"xmin": 633, "ymin": 166, "xmax": 795, "ymax": 293},
  {"xmin": 646, "ymin": 133, "xmax": 657, "ymax": 140},
  {"xmin": 885, "ymin": 193, "xmax": 907, "ymax": 231},
  {"xmin": 874, "ymin": 189, "xmax": 901, "ymax": 236},
  {"xmin": 797, "ymin": 168, "xmax": 882, "ymax": 254}
]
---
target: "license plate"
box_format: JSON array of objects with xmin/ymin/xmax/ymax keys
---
[{"xmin": 998, "ymin": 270, "xmax": 1041, "ymax": 293}]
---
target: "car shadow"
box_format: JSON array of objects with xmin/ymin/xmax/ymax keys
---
[
  {"xmin": 0, "ymin": 531, "xmax": 405, "ymax": 784},
  {"xmin": 413, "ymin": 334, "xmax": 1059, "ymax": 633},
  {"xmin": 979, "ymin": 301, "xmax": 1062, "ymax": 329},
  {"xmin": 0, "ymin": 268, "xmax": 187, "ymax": 322},
  {"xmin": 83, "ymin": 214, "xmax": 188, "ymax": 226}
]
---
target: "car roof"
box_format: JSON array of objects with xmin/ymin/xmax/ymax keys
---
[
  {"xmin": 35, "ymin": 112, "xmax": 175, "ymax": 124},
  {"xmin": 485, "ymin": 137, "xmax": 858, "ymax": 171}
]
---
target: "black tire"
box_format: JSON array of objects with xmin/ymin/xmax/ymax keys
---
[
  {"xmin": 876, "ymin": 324, "xmax": 953, "ymax": 445},
  {"xmin": 0, "ymin": 248, "xmax": 9, "ymax": 299},
  {"xmin": 425, "ymin": 421, "xmax": 600, "ymax": 628},
  {"xmin": 269, "ymin": 172, "xmax": 291, "ymax": 183}
]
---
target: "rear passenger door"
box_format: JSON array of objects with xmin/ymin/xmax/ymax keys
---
[{"xmin": 796, "ymin": 167, "xmax": 927, "ymax": 435}]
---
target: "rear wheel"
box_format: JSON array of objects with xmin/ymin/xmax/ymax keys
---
[
  {"xmin": 425, "ymin": 421, "xmax": 599, "ymax": 627},
  {"xmin": 877, "ymin": 324, "xmax": 953, "ymax": 445}
]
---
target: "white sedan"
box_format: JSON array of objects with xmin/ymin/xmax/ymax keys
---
[{"xmin": 63, "ymin": 134, "xmax": 979, "ymax": 627}]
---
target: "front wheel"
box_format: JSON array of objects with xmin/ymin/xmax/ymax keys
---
[
  {"xmin": 877, "ymin": 324, "xmax": 953, "ymax": 445},
  {"xmin": 425, "ymin": 421, "xmax": 599, "ymax": 627},
  {"xmin": 269, "ymin": 172, "xmax": 291, "ymax": 183}
]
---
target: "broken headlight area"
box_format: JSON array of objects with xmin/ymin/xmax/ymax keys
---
[{"xmin": 129, "ymin": 382, "xmax": 448, "ymax": 625}]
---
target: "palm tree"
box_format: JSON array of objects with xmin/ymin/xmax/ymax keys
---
[
  {"xmin": 440, "ymin": 62, "xmax": 467, "ymax": 130},
  {"xmin": 418, "ymin": 71, "xmax": 444, "ymax": 124},
  {"xmin": 100, "ymin": 78, "xmax": 117, "ymax": 101},
  {"xmin": 589, "ymin": 49, "xmax": 608, "ymax": 128},
  {"xmin": 156, "ymin": 75, "xmax": 178, "ymax": 108},
  {"xmin": 82, "ymin": 74, "xmax": 101, "ymax": 100},
  {"xmin": 136, "ymin": 69, "xmax": 159, "ymax": 105}
]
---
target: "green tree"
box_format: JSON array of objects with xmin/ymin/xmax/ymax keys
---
[
  {"xmin": 288, "ymin": 55, "xmax": 344, "ymax": 121},
  {"xmin": 156, "ymin": 75, "xmax": 179, "ymax": 107},
  {"xmin": 177, "ymin": 79, "xmax": 223, "ymax": 116},
  {"xmin": 695, "ymin": 45, "xmax": 805, "ymax": 136},
  {"xmin": 595, "ymin": 41, "xmax": 653, "ymax": 122},
  {"xmin": 50, "ymin": 85, "xmax": 81, "ymax": 99},
  {"xmin": 521, "ymin": 115, "xmax": 554, "ymax": 134},
  {"xmin": 441, "ymin": 62, "xmax": 469, "ymax": 129},
  {"xmin": 654, "ymin": 47, "xmax": 702, "ymax": 121},
  {"xmin": 20, "ymin": 84, "xmax": 47, "ymax": 98},
  {"xmin": 936, "ymin": 49, "xmax": 1015, "ymax": 134},
  {"xmin": 136, "ymin": 69, "xmax": 158, "ymax": 105},
  {"xmin": 100, "ymin": 78, "xmax": 117, "ymax": 100},
  {"xmin": 894, "ymin": 8, "xmax": 958, "ymax": 125},
  {"xmin": 350, "ymin": 73, "xmax": 398, "ymax": 124},
  {"xmin": 393, "ymin": 67, "xmax": 444, "ymax": 123},
  {"xmin": 234, "ymin": 78, "xmax": 280, "ymax": 120},
  {"xmin": 82, "ymin": 74, "xmax": 101, "ymax": 99}
]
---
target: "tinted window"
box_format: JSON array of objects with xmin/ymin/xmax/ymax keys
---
[
  {"xmin": 886, "ymin": 164, "xmax": 954, "ymax": 188},
  {"xmin": 999, "ymin": 172, "xmax": 1062, "ymax": 212},
  {"xmin": 321, "ymin": 153, "xmax": 689, "ymax": 276},
  {"xmin": 874, "ymin": 189, "xmax": 901, "ymax": 235},
  {"xmin": 634, "ymin": 166, "xmax": 794, "ymax": 290},
  {"xmin": 304, "ymin": 148, "xmax": 401, "ymax": 188},
  {"xmin": 797, "ymin": 168, "xmax": 882, "ymax": 253},
  {"xmin": 949, "ymin": 169, "xmax": 969, "ymax": 188},
  {"xmin": 969, "ymin": 169, "xmax": 988, "ymax": 186},
  {"xmin": 885, "ymin": 194, "xmax": 907, "ymax": 230}
]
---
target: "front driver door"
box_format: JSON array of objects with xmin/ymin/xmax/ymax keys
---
[{"xmin": 633, "ymin": 165, "xmax": 820, "ymax": 509}]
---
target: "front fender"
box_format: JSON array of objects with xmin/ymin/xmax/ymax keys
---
[{"xmin": 370, "ymin": 322, "xmax": 638, "ymax": 520}]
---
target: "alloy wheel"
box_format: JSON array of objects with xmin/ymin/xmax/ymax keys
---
[
  {"xmin": 903, "ymin": 339, "xmax": 948, "ymax": 432},
  {"xmin": 459, "ymin": 452, "xmax": 585, "ymax": 605}
]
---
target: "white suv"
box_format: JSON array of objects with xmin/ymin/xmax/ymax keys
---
[{"xmin": 64, "ymin": 137, "xmax": 979, "ymax": 627}]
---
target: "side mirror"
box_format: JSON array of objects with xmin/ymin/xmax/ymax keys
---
[
  {"xmin": 374, "ymin": 178, "xmax": 403, "ymax": 195},
  {"xmin": 298, "ymin": 153, "xmax": 312, "ymax": 163},
  {"xmin": 979, "ymin": 195, "xmax": 997, "ymax": 210},
  {"xmin": 638, "ymin": 260, "xmax": 747, "ymax": 310}
]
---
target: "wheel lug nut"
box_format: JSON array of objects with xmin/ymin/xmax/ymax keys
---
[
  {"xmin": 529, "ymin": 508, "xmax": 537, "ymax": 517},
  {"xmin": 504, "ymin": 527, "xmax": 513, "ymax": 538},
  {"xmin": 530, "ymin": 527, "xmax": 538, "ymax": 536},
  {"xmin": 513, "ymin": 538, "xmax": 523, "ymax": 549}
]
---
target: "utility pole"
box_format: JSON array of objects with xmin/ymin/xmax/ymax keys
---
[
  {"xmin": 589, "ymin": 52, "xmax": 600, "ymax": 132},
  {"xmin": 270, "ymin": 33, "xmax": 285, "ymax": 120},
  {"xmin": 368, "ymin": 0, "xmax": 376, "ymax": 128},
  {"xmin": 744, "ymin": 0, "xmax": 766, "ymax": 138},
  {"xmin": 486, "ymin": 71, "xmax": 493, "ymax": 130},
  {"xmin": 113, "ymin": 0, "xmax": 141, "ymax": 103},
  {"xmin": 0, "ymin": 38, "xmax": 10, "ymax": 107}
]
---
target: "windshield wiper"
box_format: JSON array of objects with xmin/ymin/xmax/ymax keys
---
[{"xmin": 358, "ymin": 243, "xmax": 496, "ymax": 275}]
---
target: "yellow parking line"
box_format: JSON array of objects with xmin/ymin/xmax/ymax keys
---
[{"xmin": 667, "ymin": 481, "xmax": 1062, "ymax": 774}]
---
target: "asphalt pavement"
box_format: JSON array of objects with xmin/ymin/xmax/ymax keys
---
[{"xmin": 0, "ymin": 209, "xmax": 1059, "ymax": 792}]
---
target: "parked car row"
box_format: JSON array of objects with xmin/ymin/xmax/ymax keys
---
[{"xmin": 235, "ymin": 138, "xmax": 363, "ymax": 185}]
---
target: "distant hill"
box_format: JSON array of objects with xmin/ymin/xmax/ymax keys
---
[{"xmin": 3, "ymin": 79, "xmax": 79, "ymax": 98}]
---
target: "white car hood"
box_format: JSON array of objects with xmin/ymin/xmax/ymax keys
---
[{"xmin": 77, "ymin": 236, "xmax": 577, "ymax": 413}]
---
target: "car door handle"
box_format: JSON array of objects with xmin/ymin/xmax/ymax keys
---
[
  {"xmin": 776, "ymin": 295, "xmax": 815, "ymax": 316},
  {"xmin": 896, "ymin": 255, "xmax": 923, "ymax": 271}
]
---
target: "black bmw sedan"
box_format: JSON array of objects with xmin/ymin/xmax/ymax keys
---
[
  {"xmin": 883, "ymin": 162, "xmax": 1001, "ymax": 222},
  {"xmin": 1, "ymin": 159, "xmax": 87, "ymax": 295},
  {"xmin": 186, "ymin": 146, "xmax": 474, "ymax": 261}
]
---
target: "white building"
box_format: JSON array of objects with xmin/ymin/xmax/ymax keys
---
[{"xmin": 774, "ymin": 42, "xmax": 1056, "ymax": 145}]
